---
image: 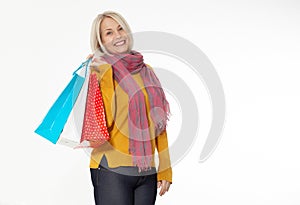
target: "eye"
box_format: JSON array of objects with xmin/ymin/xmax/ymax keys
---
[
  {"xmin": 118, "ymin": 27, "xmax": 123, "ymax": 31},
  {"xmin": 106, "ymin": 31, "xmax": 112, "ymax": 35}
]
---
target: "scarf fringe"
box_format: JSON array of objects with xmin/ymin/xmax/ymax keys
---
[{"xmin": 133, "ymin": 155, "xmax": 153, "ymax": 172}]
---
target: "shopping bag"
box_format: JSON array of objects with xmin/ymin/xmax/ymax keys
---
[
  {"xmin": 57, "ymin": 61, "xmax": 111, "ymax": 149},
  {"xmin": 56, "ymin": 60, "xmax": 91, "ymax": 148},
  {"xmin": 35, "ymin": 59, "xmax": 91, "ymax": 144},
  {"xmin": 79, "ymin": 72, "xmax": 110, "ymax": 146}
]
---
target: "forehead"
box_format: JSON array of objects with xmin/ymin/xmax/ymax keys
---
[{"xmin": 100, "ymin": 17, "xmax": 120, "ymax": 30}]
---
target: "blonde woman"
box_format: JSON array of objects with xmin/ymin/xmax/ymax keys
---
[{"xmin": 86, "ymin": 11, "xmax": 172, "ymax": 205}]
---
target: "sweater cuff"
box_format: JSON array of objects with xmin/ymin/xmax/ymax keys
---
[{"xmin": 157, "ymin": 167, "xmax": 172, "ymax": 183}]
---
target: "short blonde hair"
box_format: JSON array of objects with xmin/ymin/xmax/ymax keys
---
[{"xmin": 90, "ymin": 11, "xmax": 133, "ymax": 54}]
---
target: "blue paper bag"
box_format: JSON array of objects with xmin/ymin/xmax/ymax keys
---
[{"xmin": 35, "ymin": 59, "xmax": 91, "ymax": 144}]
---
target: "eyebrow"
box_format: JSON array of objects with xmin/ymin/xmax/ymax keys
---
[{"xmin": 103, "ymin": 25, "xmax": 122, "ymax": 31}]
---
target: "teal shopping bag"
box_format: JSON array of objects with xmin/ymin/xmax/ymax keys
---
[{"xmin": 35, "ymin": 59, "xmax": 91, "ymax": 144}]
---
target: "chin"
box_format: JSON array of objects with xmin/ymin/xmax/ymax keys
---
[{"xmin": 114, "ymin": 47, "xmax": 130, "ymax": 54}]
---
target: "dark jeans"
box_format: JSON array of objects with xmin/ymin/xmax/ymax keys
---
[{"xmin": 90, "ymin": 166, "xmax": 157, "ymax": 205}]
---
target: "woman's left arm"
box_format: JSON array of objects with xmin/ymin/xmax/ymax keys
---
[{"xmin": 156, "ymin": 130, "xmax": 172, "ymax": 195}]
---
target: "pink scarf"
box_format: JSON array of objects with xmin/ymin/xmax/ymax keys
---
[{"xmin": 101, "ymin": 50, "xmax": 170, "ymax": 171}]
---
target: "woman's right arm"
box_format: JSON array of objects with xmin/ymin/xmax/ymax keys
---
[
  {"xmin": 87, "ymin": 53, "xmax": 115, "ymax": 128},
  {"xmin": 90, "ymin": 63, "xmax": 115, "ymax": 129}
]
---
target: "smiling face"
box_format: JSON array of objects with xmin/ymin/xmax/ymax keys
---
[{"xmin": 100, "ymin": 17, "xmax": 130, "ymax": 54}]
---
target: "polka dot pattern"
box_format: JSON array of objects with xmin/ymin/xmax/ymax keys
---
[{"xmin": 81, "ymin": 73, "xmax": 110, "ymax": 144}]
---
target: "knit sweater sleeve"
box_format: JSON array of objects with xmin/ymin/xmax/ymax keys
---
[
  {"xmin": 92, "ymin": 64, "xmax": 115, "ymax": 129},
  {"xmin": 156, "ymin": 130, "xmax": 173, "ymax": 183}
]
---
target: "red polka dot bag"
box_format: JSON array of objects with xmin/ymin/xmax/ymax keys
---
[{"xmin": 80, "ymin": 72, "xmax": 110, "ymax": 147}]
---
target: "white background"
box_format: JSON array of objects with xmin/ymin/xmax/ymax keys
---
[{"xmin": 0, "ymin": 0, "xmax": 300, "ymax": 204}]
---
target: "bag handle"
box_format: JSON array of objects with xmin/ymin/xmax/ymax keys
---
[{"xmin": 73, "ymin": 58, "xmax": 92, "ymax": 77}]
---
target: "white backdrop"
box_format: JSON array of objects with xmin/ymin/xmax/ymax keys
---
[{"xmin": 0, "ymin": 0, "xmax": 300, "ymax": 204}]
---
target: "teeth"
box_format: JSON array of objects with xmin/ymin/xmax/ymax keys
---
[{"xmin": 115, "ymin": 40, "xmax": 125, "ymax": 46}]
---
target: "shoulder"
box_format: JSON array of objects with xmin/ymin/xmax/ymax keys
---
[
  {"xmin": 145, "ymin": 64, "xmax": 155, "ymax": 71},
  {"xmin": 90, "ymin": 58, "xmax": 112, "ymax": 74},
  {"xmin": 90, "ymin": 56, "xmax": 110, "ymax": 68},
  {"xmin": 90, "ymin": 61, "xmax": 112, "ymax": 81}
]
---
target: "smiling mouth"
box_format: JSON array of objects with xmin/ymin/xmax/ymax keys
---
[{"xmin": 114, "ymin": 40, "xmax": 126, "ymax": 47}]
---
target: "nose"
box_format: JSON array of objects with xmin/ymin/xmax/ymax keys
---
[{"xmin": 115, "ymin": 30, "xmax": 121, "ymax": 39}]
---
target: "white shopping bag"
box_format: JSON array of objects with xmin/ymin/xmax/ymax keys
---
[{"xmin": 57, "ymin": 61, "xmax": 91, "ymax": 148}]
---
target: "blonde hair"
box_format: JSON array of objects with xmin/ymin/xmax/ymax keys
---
[{"xmin": 90, "ymin": 11, "xmax": 133, "ymax": 54}]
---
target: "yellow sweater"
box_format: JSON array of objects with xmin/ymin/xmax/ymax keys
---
[{"xmin": 89, "ymin": 64, "xmax": 172, "ymax": 183}]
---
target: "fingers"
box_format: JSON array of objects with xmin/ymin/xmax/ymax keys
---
[
  {"xmin": 89, "ymin": 57, "xmax": 107, "ymax": 71},
  {"xmin": 86, "ymin": 53, "xmax": 107, "ymax": 66},
  {"xmin": 158, "ymin": 180, "xmax": 171, "ymax": 196},
  {"xmin": 86, "ymin": 54, "xmax": 94, "ymax": 60},
  {"xmin": 92, "ymin": 57, "xmax": 107, "ymax": 65}
]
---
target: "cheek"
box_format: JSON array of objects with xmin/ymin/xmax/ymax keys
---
[
  {"xmin": 121, "ymin": 31, "xmax": 128, "ymax": 38},
  {"xmin": 101, "ymin": 35, "xmax": 113, "ymax": 45}
]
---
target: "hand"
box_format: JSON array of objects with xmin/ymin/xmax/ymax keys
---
[
  {"xmin": 157, "ymin": 180, "xmax": 171, "ymax": 196},
  {"xmin": 87, "ymin": 53, "xmax": 107, "ymax": 67},
  {"xmin": 86, "ymin": 54, "xmax": 94, "ymax": 59}
]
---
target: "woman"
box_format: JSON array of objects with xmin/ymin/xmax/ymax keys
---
[{"xmin": 86, "ymin": 11, "xmax": 172, "ymax": 205}]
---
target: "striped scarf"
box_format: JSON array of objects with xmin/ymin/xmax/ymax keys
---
[{"xmin": 101, "ymin": 50, "xmax": 170, "ymax": 172}]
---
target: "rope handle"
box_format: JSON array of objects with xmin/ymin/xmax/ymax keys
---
[{"xmin": 72, "ymin": 58, "xmax": 92, "ymax": 77}]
